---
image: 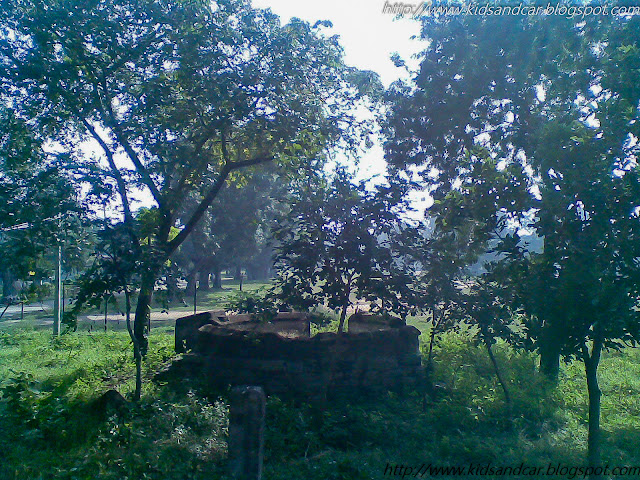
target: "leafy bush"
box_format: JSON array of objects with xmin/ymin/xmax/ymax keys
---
[
  {"xmin": 0, "ymin": 370, "xmax": 41, "ymax": 426},
  {"xmin": 26, "ymin": 281, "xmax": 53, "ymax": 303},
  {"xmin": 224, "ymin": 289, "xmax": 279, "ymax": 321}
]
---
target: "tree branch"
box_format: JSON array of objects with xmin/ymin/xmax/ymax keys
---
[
  {"xmin": 78, "ymin": 116, "xmax": 135, "ymax": 229},
  {"xmin": 165, "ymin": 127, "xmax": 275, "ymax": 255},
  {"xmin": 228, "ymin": 156, "xmax": 274, "ymax": 170},
  {"xmin": 166, "ymin": 164, "xmax": 231, "ymax": 256},
  {"xmin": 165, "ymin": 150, "xmax": 275, "ymax": 256},
  {"xmin": 169, "ymin": 128, "xmax": 219, "ymax": 202},
  {"xmin": 98, "ymin": 76, "xmax": 167, "ymax": 214}
]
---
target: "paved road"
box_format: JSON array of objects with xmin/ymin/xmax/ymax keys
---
[
  {"xmin": 0, "ymin": 300, "xmax": 53, "ymax": 317},
  {"xmin": 0, "ymin": 300, "xmax": 196, "ymax": 328}
]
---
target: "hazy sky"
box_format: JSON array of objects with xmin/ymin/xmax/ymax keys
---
[
  {"xmin": 252, "ymin": 0, "xmax": 423, "ymax": 86},
  {"xmin": 251, "ymin": 0, "xmax": 426, "ymax": 183}
]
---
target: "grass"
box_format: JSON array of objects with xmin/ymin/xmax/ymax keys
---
[{"xmin": 1, "ymin": 314, "xmax": 640, "ymax": 478}]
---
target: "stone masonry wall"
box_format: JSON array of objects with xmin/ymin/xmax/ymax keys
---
[{"xmin": 165, "ymin": 311, "xmax": 423, "ymax": 402}]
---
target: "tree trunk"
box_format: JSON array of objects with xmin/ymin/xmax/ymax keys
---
[
  {"xmin": 165, "ymin": 269, "xmax": 179, "ymax": 303},
  {"xmin": 246, "ymin": 266, "xmax": 256, "ymax": 281},
  {"xmin": 1, "ymin": 269, "xmax": 16, "ymax": 298},
  {"xmin": 186, "ymin": 268, "xmax": 197, "ymax": 296},
  {"xmin": 125, "ymin": 288, "xmax": 142, "ymax": 401},
  {"xmin": 426, "ymin": 311, "xmax": 440, "ymax": 372},
  {"xmin": 337, "ymin": 299, "xmax": 349, "ymax": 333},
  {"xmin": 540, "ymin": 347, "xmax": 561, "ymax": 380},
  {"xmin": 422, "ymin": 312, "xmax": 440, "ymax": 412},
  {"xmin": 53, "ymin": 245, "xmax": 62, "ymax": 336},
  {"xmin": 485, "ymin": 340, "xmax": 512, "ymax": 414},
  {"xmin": 321, "ymin": 296, "xmax": 350, "ymax": 408},
  {"xmin": 199, "ymin": 270, "xmax": 211, "ymax": 291},
  {"xmin": 213, "ymin": 267, "xmax": 222, "ymax": 289},
  {"xmin": 583, "ymin": 338, "xmax": 603, "ymax": 477},
  {"xmin": 134, "ymin": 270, "xmax": 155, "ymax": 357},
  {"xmin": 539, "ymin": 324, "xmax": 562, "ymax": 381}
]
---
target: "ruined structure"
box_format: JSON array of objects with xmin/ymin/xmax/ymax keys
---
[
  {"xmin": 347, "ymin": 311, "xmax": 406, "ymax": 333},
  {"xmin": 163, "ymin": 310, "xmax": 423, "ymax": 402}
]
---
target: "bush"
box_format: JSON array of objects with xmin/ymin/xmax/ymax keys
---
[{"xmin": 224, "ymin": 289, "xmax": 279, "ymax": 321}]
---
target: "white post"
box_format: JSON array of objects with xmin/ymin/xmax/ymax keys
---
[{"xmin": 53, "ymin": 245, "xmax": 62, "ymax": 336}]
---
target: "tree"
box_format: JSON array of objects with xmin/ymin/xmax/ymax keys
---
[
  {"xmin": 383, "ymin": 11, "xmax": 640, "ymax": 470},
  {"xmin": 67, "ymin": 222, "xmax": 144, "ymax": 397},
  {"xmin": 1, "ymin": 0, "xmax": 379, "ymax": 397},
  {"xmin": 273, "ymin": 168, "xmax": 422, "ymax": 332},
  {"xmin": 0, "ymin": 107, "xmax": 85, "ymax": 300},
  {"xmin": 416, "ymin": 215, "xmax": 478, "ymax": 390},
  {"xmin": 455, "ymin": 279, "xmax": 520, "ymax": 414},
  {"xmin": 173, "ymin": 166, "xmax": 287, "ymax": 294},
  {"xmin": 492, "ymin": 115, "xmax": 640, "ymax": 468}
]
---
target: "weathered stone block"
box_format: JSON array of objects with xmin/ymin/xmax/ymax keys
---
[
  {"xmin": 347, "ymin": 311, "xmax": 405, "ymax": 333},
  {"xmin": 175, "ymin": 312, "xmax": 215, "ymax": 353},
  {"xmin": 228, "ymin": 386, "xmax": 265, "ymax": 480}
]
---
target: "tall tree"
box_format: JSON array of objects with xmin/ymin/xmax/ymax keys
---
[
  {"xmin": 68, "ymin": 222, "xmax": 144, "ymax": 396},
  {"xmin": 1, "ymin": 0, "xmax": 378, "ymax": 397},
  {"xmin": 383, "ymin": 12, "xmax": 640, "ymax": 470}
]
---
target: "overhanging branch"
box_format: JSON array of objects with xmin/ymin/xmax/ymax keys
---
[
  {"xmin": 166, "ymin": 164, "xmax": 231, "ymax": 256},
  {"xmin": 99, "ymin": 76, "xmax": 167, "ymax": 215},
  {"xmin": 165, "ymin": 154, "xmax": 275, "ymax": 256}
]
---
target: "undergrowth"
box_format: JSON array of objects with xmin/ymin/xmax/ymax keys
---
[{"xmin": 1, "ymin": 328, "xmax": 639, "ymax": 479}]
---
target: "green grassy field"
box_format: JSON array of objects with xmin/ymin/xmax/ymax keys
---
[{"xmin": 1, "ymin": 306, "xmax": 640, "ymax": 479}]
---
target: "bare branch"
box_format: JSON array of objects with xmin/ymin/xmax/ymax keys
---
[{"xmin": 78, "ymin": 116, "xmax": 135, "ymax": 227}]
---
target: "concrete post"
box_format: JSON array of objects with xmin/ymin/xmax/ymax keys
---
[
  {"xmin": 53, "ymin": 245, "xmax": 62, "ymax": 336},
  {"xmin": 228, "ymin": 386, "xmax": 266, "ymax": 480}
]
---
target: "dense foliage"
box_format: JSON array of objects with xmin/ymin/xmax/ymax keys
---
[
  {"xmin": 383, "ymin": 11, "xmax": 640, "ymax": 468},
  {"xmin": 3, "ymin": 0, "xmax": 640, "ymax": 474},
  {"xmin": 272, "ymin": 169, "xmax": 424, "ymax": 331},
  {"xmin": 1, "ymin": 0, "xmax": 379, "ymax": 396}
]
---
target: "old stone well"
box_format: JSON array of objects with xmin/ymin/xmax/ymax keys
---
[{"xmin": 159, "ymin": 310, "xmax": 424, "ymax": 402}]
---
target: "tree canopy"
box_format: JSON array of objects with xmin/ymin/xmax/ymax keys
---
[
  {"xmin": 273, "ymin": 169, "xmax": 423, "ymax": 332},
  {"xmin": 0, "ymin": 107, "xmax": 85, "ymax": 298},
  {"xmin": 1, "ymin": 0, "xmax": 380, "ymax": 396},
  {"xmin": 383, "ymin": 11, "xmax": 640, "ymax": 468}
]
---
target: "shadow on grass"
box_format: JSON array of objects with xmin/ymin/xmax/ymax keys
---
[{"xmin": 604, "ymin": 425, "xmax": 640, "ymax": 462}]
